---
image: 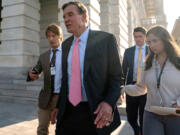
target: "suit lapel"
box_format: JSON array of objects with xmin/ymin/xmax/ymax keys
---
[
  {"xmin": 131, "ymin": 46, "xmax": 136, "ymax": 69},
  {"xmin": 62, "ymin": 36, "xmax": 74, "ymax": 77},
  {"xmin": 44, "ymin": 50, "xmax": 51, "ymax": 77},
  {"xmin": 83, "ymin": 30, "xmax": 94, "ymax": 77},
  {"xmin": 63, "ymin": 36, "xmax": 74, "ymax": 63},
  {"xmin": 145, "ymin": 45, "xmax": 148, "ymax": 55}
]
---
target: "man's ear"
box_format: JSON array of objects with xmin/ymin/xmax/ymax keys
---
[{"xmin": 82, "ymin": 13, "xmax": 87, "ymax": 23}]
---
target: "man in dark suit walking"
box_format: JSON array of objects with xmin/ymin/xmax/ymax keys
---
[
  {"xmin": 122, "ymin": 27, "xmax": 148, "ymax": 135},
  {"xmin": 27, "ymin": 23, "xmax": 63, "ymax": 135},
  {"xmin": 51, "ymin": 1, "xmax": 123, "ymax": 135}
]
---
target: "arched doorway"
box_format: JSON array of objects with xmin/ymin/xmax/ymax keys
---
[{"xmin": 39, "ymin": 0, "xmax": 59, "ymax": 54}]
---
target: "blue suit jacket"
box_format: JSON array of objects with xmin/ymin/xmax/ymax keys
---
[{"xmin": 122, "ymin": 46, "xmax": 148, "ymax": 85}]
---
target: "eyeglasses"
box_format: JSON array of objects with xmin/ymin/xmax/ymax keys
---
[{"xmin": 146, "ymin": 39, "xmax": 161, "ymax": 45}]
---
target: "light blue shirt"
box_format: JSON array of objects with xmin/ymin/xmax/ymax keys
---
[
  {"xmin": 67, "ymin": 28, "xmax": 90, "ymax": 101},
  {"xmin": 133, "ymin": 44, "xmax": 147, "ymax": 82},
  {"xmin": 50, "ymin": 45, "xmax": 62, "ymax": 93}
]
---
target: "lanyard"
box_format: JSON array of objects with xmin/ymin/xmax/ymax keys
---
[{"xmin": 155, "ymin": 57, "xmax": 168, "ymax": 89}]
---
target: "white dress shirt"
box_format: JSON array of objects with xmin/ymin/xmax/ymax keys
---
[
  {"xmin": 50, "ymin": 45, "xmax": 62, "ymax": 94},
  {"xmin": 133, "ymin": 45, "xmax": 147, "ymax": 82},
  {"xmin": 67, "ymin": 28, "xmax": 90, "ymax": 101}
]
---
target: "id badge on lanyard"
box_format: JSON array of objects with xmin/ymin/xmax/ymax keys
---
[
  {"xmin": 155, "ymin": 57, "xmax": 167, "ymax": 106},
  {"xmin": 51, "ymin": 66, "xmax": 56, "ymax": 75}
]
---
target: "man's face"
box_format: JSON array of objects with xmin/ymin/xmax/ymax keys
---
[
  {"xmin": 63, "ymin": 5, "xmax": 86, "ymax": 35},
  {"xmin": 47, "ymin": 31, "xmax": 61, "ymax": 49},
  {"xmin": 133, "ymin": 32, "xmax": 146, "ymax": 46}
]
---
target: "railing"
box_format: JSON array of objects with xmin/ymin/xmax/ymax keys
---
[{"xmin": 141, "ymin": 15, "xmax": 166, "ymax": 26}]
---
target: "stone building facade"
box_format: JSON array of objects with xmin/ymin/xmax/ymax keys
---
[
  {"xmin": 172, "ymin": 17, "xmax": 180, "ymax": 46},
  {"xmin": 0, "ymin": 0, "xmax": 167, "ymax": 103}
]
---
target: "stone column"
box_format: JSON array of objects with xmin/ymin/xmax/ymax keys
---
[
  {"xmin": 58, "ymin": 0, "xmax": 100, "ymax": 40},
  {"xmin": 99, "ymin": 0, "xmax": 112, "ymax": 33},
  {"xmin": 128, "ymin": 0, "xmax": 144, "ymax": 47},
  {"xmin": 40, "ymin": 0, "xmax": 58, "ymax": 54},
  {"xmin": 127, "ymin": 4, "xmax": 133, "ymax": 47},
  {"xmin": 100, "ymin": 0, "xmax": 128, "ymax": 57},
  {"xmin": 0, "ymin": 0, "xmax": 40, "ymax": 78},
  {"xmin": 0, "ymin": 0, "xmax": 40, "ymax": 103}
]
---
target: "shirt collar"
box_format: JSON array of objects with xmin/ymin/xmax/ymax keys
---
[
  {"xmin": 74, "ymin": 27, "xmax": 90, "ymax": 42},
  {"xmin": 136, "ymin": 44, "xmax": 146, "ymax": 50},
  {"xmin": 51, "ymin": 44, "xmax": 62, "ymax": 52}
]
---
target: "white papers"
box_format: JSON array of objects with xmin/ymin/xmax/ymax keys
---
[{"xmin": 150, "ymin": 106, "xmax": 180, "ymax": 116}]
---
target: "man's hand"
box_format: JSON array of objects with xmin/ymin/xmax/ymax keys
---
[
  {"xmin": 94, "ymin": 101, "xmax": 113, "ymax": 128},
  {"xmin": 120, "ymin": 91, "xmax": 125, "ymax": 102},
  {"xmin": 51, "ymin": 108, "xmax": 59, "ymax": 124},
  {"xmin": 29, "ymin": 69, "xmax": 40, "ymax": 81}
]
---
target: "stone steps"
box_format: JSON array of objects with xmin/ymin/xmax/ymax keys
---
[
  {"xmin": 0, "ymin": 83, "xmax": 42, "ymax": 91},
  {"xmin": 0, "ymin": 89, "xmax": 40, "ymax": 98},
  {"xmin": 0, "ymin": 76, "xmax": 127, "ymax": 115},
  {"xmin": 0, "ymin": 95, "xmax": 38, "ymax": 105},
  {"xmin": 0, "ymin": 78, "xmax": 42, "ymax": 104},
  {"xmin": 0, "ymin": 89, "xmax": 39, "ymax": 104},
  {"xmin": 0, "ymin": 79, "xmax": 43, "ymax": 85},
  {"xmin": 0, "ymin": 87, "xmax": 40, "ymax": 104}
]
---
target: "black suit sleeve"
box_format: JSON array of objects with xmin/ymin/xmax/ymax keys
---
[
  {"xmin": 104, "ymin": 34, "xmax": 124, "ymax": 108},
  {"xmin": 122, "ymin": 49, "xmax": 129, "ymax": 85}
]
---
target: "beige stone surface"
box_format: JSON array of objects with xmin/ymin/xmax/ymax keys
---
[
  {"xmin": 2, "ymin": 0, "xmax": 40, "ymax": 10},
  {"xmin": 2, "ymin": 3, "xmax": 39, "ymax": 20},
  {"xmin": 0, "ymin": 101, "xmax": 133, "ymax": 135},
  {"xmin": 0, "ymin": 119, "xmax": 56, "ymax": 135},
  {"xmin": 2, "ymin": 16, "xmax": 40, "ymax": 31}
]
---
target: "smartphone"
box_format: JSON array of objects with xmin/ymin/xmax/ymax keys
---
[{"xmin": 32, "ymin": 67, "xmax": 40, "ymax": 74}]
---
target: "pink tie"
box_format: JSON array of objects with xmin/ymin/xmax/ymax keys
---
[{"xmin": 69, "ymin": 38, "xmax": 82, "ymax": 106}]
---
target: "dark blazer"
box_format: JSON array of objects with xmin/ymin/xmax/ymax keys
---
[
  {"xmin": 122, "ymin": 46, "xmax": 148, "ymax": 85},
  {"xmin": 27, "ymin": 50, "xmax": 53, "ymax": 109},
  {"xmin": 56, "ymin": 30, "xmax": 124, "ymax": 134}
]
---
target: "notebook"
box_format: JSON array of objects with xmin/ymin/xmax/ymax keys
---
[{"xmin": 150, "ymin": 106, "xmax": 180, "ymax": 116}]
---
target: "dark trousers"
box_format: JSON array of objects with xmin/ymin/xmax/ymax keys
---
[
  {"xmin": 126, "ymin": 94, "xmax": 147, "ymax": 135},
  {"xmin": 56, "ymin": 101, "xmax": 98, "ymax": 135}
]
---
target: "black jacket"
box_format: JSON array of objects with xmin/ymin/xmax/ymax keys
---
[{"xmin": 56, "ymin": 30, "xmax": 124, "ymax": 134}]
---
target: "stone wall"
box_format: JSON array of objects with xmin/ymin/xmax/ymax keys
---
[
  {"xmin": 0, "ymin": 0, "xmax": 41, "ymax": 103},
  {"xmin": 0, "ymin": 0, "xmax": 40, "ymax": 68},
  {"xmin": 100, "ymin": 0, "xmax": 128, "ymax": 58},
  {"xmin": 39, "ymin": 0, "xmax": 58, "ymax": 54}
]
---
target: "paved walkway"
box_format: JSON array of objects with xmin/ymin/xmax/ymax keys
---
[{"xmin": 0, "ymin": 101, "xmax": 133, "ymax": 135}]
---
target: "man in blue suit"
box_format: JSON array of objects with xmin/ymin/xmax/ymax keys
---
[{"xmin": 122, "ymin": 27, "xmax": 148, "ymax": 135}]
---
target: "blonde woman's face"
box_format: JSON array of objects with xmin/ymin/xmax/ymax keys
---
[{"xmin": 146, "ymin": 33, "xmax": 165, "ymax": 55}]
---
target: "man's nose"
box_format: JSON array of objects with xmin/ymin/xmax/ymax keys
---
[
  {"xmin": 49, "ymin": 37, "xmax": 53, "ymax": 41},
  {"xmin": 64, "ymin": 17, "xmax": 69, "ymax": 23}
]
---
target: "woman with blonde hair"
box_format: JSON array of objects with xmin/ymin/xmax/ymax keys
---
[{"xmin": 124, "ymin": 25, "xmax": 180, "ymax": 135}]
